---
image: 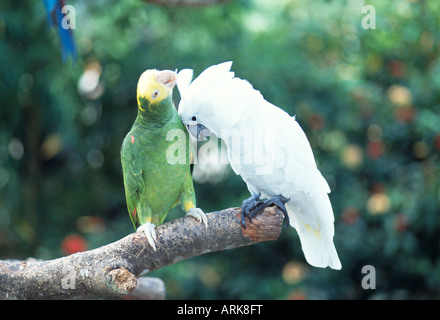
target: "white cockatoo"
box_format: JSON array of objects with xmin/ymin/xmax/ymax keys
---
[{"xmin": 176, "ymin": 61, "xmax": 341, "ymax": 270}]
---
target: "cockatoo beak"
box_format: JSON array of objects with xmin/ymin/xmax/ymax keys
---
[
  {"xmin": 187, "ymin": 123, "xmax": 211, "ymax": 141},
  {"xmin": 156, "ymin": 70, "xmax": 177, "ymax": 89}
]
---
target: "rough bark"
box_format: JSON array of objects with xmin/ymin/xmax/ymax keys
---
[{"xmin": 0, "ymin": 206, "xmax": 284, "ymax": 300}]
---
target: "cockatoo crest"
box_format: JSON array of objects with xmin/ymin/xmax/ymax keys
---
[
  {"xmin": 178, "ymin": 61, "xmax": 235, "ymax": 101},
  {"xmin": 176, "ymin": 69, "xmax": 193, "ymax": 97},
  {"xmin": 178, "ymin": 61, "xmax": 268, "ymax": 119}
]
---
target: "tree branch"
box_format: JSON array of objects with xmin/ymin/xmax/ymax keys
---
[{"xmin": 0, "ymin": 206, "xmax": 284, "ymax": 300}]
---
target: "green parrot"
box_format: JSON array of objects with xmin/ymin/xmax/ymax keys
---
[{"xmin": 121, "ymin": 68, "xmax": 207, "ymax": 250}]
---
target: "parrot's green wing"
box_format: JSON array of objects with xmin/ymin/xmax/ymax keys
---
[{"xmin": 121, "ymin": 135, "xmax": 146, "ymax": 229}]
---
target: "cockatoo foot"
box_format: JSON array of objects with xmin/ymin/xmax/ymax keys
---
[
  {"xmin": 249, "ymin": 195, "xmax": 290, "ymax": 228},
  {"xmin": 137, "ymin": 222, "xmax": 158, "ymax": 251},
  {"xmin": 240, "ymin": 193, "xmax": 263, "ymax": 229},
  {"xmin": 186, "ymin": 207, "xmax": 208, "ymax": 228}
]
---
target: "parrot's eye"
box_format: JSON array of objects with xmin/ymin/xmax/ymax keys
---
[
  {"xmin": 191, "ymin": 116, "xmax": 197, "ymax": 121},
  {"xmin": 152, "ymin": 89, "xmax": 160, "ymax": 99}
]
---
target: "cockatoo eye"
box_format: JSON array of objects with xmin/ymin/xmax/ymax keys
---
[
  {"xmin": 191, "ymin": 116, "xmax": 197, "ymax": 121},
  {"xmin": 152, "ymin": 89, "xmax": 160, "ymax": 99}
]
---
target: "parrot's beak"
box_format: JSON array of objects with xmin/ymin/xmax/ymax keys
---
[
  {"xmin": 156, "ymin": 70, "xmax": 177, "ymax": 90},
  {"xmin": 187, "ymin": 123, "xmax": 211, "ymax": 141}
]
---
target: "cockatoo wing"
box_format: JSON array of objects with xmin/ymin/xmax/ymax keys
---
[{"xmin": 271, "ymin": 116, "xmax": 340, "ymax": 269}]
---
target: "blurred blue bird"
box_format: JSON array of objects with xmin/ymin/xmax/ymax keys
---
[{"xmin": 42, "ymin": 0, "xmax": 77, "ymax": 62}]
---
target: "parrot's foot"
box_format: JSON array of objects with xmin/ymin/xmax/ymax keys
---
[
  {"xmin": 137, "ymin": 222, "xmax": 158, "ymax": 251},
  {"xmin": 249, "ymin": 195, "xmax": 290, "ymax": 228},
  {"xmin": 186, "ymin": 208, "xmax": 208, "ymax": 228},
  {"xmin": 240, "ymin": 193, "xmax": 263, "ymax": 229}
]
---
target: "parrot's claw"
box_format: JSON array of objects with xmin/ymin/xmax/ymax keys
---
[
  {"xmin": 249, "ymin": 195, "xmax": 290, "ymax": 228},
  {"xmin": 137, "ymin": 222, "xmax": 158, "ymax": 251},
  {"xmin": 186, "ymin": 208, "xmax": 208, "ymax": 228},
  {"xmin": 240, "ymin": 193, "xmax": 263, "ymax": 229}
]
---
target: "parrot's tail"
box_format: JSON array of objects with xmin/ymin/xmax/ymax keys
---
[{"xmin": 286, "ymin": 196, "xmax": 342, "ymax": 270}]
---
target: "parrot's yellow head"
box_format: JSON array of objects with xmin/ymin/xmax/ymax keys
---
[{"xmin": 136, "ymin": 69, "xmax": 177, "ymax": 112}]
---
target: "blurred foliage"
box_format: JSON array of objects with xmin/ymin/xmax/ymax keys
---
[{"xmin": 1, "ymin": 0, "xmax": 440, "ymax": 299}]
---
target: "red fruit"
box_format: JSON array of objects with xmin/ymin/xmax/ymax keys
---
[
  {"xmin": 388, "ymin": 60, "xmax": 407, "ymax": 78},
  {"xmin": 434, "ymin": 134, "xmax": 440, "ymax": 152},
  {"xmin": 394, "ymin": 107, "xmax": 415, "ymax": 122},
  {"xmin": 61, "ymin": 234, "xmax": 87, "ymax": 255},
  {"xmin": 394, "ymin": 214, "xmax": 409, "ymax": 232},
  {"xmin": 367, "ymin": 141, "xmax": 384, "ymax": 159},
  {"xmin": 308, "ymin": 113, "xmax": 326, "ymax": 131},
  {"xmin": 287, "ymin": 291, "xmax": 307, "ymax": 300},
  {"xmin": 341, "ymin": 207, "xmax": 359, "ymax": 225}
]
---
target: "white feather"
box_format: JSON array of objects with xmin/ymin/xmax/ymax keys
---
[
  {"xmin": 176, "ymin": 69, "xmax": 193, "ymax": 97},
  {"xmin": 178, "ymin": 62, "xmax": 341, "ymax": 270}
]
